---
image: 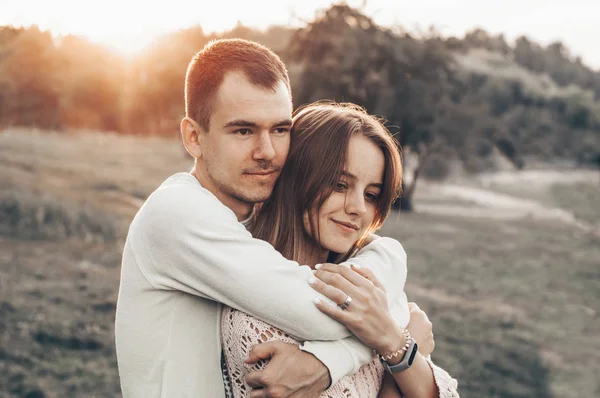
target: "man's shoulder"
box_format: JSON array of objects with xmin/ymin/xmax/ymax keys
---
[
  {"xmin": 133, "ymin": 172, "xmax": 235, "ymax": 227},
  {"xmin": 154, "ymin": 172, "xmax": 204, "ymax": 195},
  {"xmin": 145, "ymin": 172, "xmax": 218, "ymax": 210}
]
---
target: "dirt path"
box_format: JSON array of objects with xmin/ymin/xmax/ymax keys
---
[{"xmin": 413, "ymin": 169, "xmax": 599, "ymax": 233}]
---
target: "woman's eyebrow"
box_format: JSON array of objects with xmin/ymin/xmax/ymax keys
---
[
  {"xmin": 342, "ymin": 171, "xmax": 383, "ymax": 188},
  {"xmin": 341, "ymin": 170, "xmax": 356, "ymax": 180}
]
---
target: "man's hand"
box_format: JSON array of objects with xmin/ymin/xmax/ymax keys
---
[
  {"xmin": 245, "ymin": 341, "xmax": 330, "ymax": 398},
  {"xmin": 406, "ymin": 302, "xmax": 435, "ymax": 357}
]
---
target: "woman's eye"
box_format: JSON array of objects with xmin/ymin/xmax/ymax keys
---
[
  {"xmin": 334, "ymin": 182, "xmax": 348, "ymax": 191},
  {"xmin": 365, "ymin": 192, "xmax": 380, "ymax": 202}
]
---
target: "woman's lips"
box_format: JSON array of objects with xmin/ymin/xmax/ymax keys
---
[{"xmin": 331, "ymin": 219, "xmax": 359, "ymax": 233}]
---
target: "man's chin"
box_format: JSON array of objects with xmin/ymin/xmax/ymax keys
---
[{"xmin": 233, "ymin": 189, "xmax": 273, "ymax": 205}]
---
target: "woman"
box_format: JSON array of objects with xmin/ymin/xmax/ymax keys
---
[{"xmin": 221, "ymin": 102, "xmax": 458, "ymax": 397}]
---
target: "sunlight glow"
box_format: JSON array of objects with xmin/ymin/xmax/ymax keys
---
[
  {"xmin": 1, "ymin": 0, "xmax": 319, "ymax": 56},
  {"xmin": 1, "ymin": 0, "xmax": 600, "ymax": 67}
]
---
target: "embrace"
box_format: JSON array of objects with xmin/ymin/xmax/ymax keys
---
[{"xmin": 115, "ymin": 39, "xmax": 459, "ymax": 398}]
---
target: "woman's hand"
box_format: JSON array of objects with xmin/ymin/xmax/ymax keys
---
[{"xmin": 309, "ymin": 263, "xmax": 406, "ymax": 355}]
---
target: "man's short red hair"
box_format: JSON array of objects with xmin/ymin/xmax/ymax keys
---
[{"xmin": 185, "ymin": 38, "xmax": 292, "ymax": 131}]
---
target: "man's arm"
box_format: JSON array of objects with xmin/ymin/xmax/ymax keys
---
[
  {"xmin": 132, "ymin": 182, "xmax": 408, "ymax": 386},
  {"xmin": 240, "ymin": 237, "xmax": 409, "ymax": 395},
  {"xmin": 244, "ymin": 297, "xmax": 411, "ymax": 397},
  {"xmin": 130, "ymin": 183, "xmax": 349, "ymax": 340}
]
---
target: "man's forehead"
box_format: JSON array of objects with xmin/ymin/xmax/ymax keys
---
[{"xmin": 212, "ymin": 71, "xmax": 292, "ymax": 126}]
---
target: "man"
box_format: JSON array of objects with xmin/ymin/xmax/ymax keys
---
[{"xmin": 115, "ymin": 39, "xmax": 419, "ymax": 398}]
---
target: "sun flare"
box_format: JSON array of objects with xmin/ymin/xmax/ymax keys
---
[{"xmin": 2, "ymin": 0, "xmax": 301, "ymax": 56}]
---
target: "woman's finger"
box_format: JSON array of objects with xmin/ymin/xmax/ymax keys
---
[
  {"xmin": 316, "ymin": 263, "xmax": 375, "ymax": 289},
  {"xmin": 349, "ymin": 264, "xmax": 385, "ymax": 291},
  {"xmin": 308, "ymin": 274, "xmax": 349, "ymax": 305},
  {"xmin": 313, "ymin": 296, "xmax": 354, "ymax": 324},
  {"xmin": 313, "ymin": 268, "xmax": 358, "ymax": 296}
]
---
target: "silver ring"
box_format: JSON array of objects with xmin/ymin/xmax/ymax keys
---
[{"xmin": 338, "ymin": 295, "xmax": 352, "ymax": 310}]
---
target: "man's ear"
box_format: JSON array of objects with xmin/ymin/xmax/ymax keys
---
[{"xmin": 180, "ymin": 117, "xmax": 204, "ymax": 158}]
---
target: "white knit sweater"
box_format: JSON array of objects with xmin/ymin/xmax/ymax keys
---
[
  {"xmin": 221, "ymin": 308, "xmax": 460, "ymax": 397},
  {"xmin": 221, "ymin": 307, "xmax": 385, "ymax": 397}
]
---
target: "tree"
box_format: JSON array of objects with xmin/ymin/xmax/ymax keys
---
[
  {"xmin": 287, "ymin": 4, "xmax": 452, "ymax": 211},
  {"xmin": 0, "ymin": 26, "xmax": 62, "ymax": 129}
]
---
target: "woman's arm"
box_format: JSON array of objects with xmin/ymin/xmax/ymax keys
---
[
  {"xmin": 311, "ymin": 263, "xmax": 459, "ymax": 398},
  {"xmin": 301, "ymin": 236, "xmax": 410, "ymax": 385},
  {"xmin": 379, "ymin": 373, "xmax": 403, "ymax": 398},
  {"xmin": 383, "ymin": 352, "xmax": 438, "ymax": 398}
]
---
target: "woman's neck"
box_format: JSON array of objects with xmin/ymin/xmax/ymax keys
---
[{"xmin": 297, "ymin": 241, "xmax": 329, "ymax": 269}]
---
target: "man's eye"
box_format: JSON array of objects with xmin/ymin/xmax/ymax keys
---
[
  {"xmin": 274, "ymin": 127, "xmax": 290, "ymax": 134},
  {"xmin": 236, "ymin": 129, "xmax": 252, "ymax": 136}
]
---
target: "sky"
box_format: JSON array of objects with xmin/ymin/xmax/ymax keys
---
[{"xmin": 1, "ymin": 0, "xmax": 599, "ymax": 69}]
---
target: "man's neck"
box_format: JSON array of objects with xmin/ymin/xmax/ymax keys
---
[{"xmin": 190, "ymin": 167, "xmax": 253, "ymax": 221}]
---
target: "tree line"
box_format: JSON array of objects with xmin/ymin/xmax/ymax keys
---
[{"xmin": 1, "ymin": 4, "xmax": 599, "ymax": 189}]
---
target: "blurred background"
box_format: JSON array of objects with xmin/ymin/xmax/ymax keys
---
[{"xmin": 1, "ymin": 0, "xmax": 599, "ymax": 397}]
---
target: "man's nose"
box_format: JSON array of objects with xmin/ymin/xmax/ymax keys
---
[{"xmin": 253, "ymin": 131, "xmax": 276, "ymax": 161}]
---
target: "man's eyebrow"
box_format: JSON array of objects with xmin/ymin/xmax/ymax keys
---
[
  {"xmin": 273, "ymin": 119, "xmax": 293, "ymax": 127},
  {"xmin": 341, "ymin": 171, "xmax": 383, "ymax": 188},
  {"xmin": 223, "ymin": 119, "xmax": 292, "ymax": 129},
  {"xmin": 223, "ymin": 119, "xmax": 258, "ymax": 128}
]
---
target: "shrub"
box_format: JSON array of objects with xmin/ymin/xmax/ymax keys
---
[{"xmin": 0, "ymin": 189, "xmax": 118, "ymax": 242}]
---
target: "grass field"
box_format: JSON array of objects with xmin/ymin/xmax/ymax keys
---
[{"xmin": 1, "ymin": 128, "xmax": 599, "ymax": 397}]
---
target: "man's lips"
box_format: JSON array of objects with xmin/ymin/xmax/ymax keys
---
[
  {"xmin": 331, "ymin": 219, "xmax": 359, "ymax": 231},
  {"xmin": 244, "ymin": 168, "xmax": 280, "ymax": 176},
  {"xmin": 246, "ymin": 170, "xmax": 277, "ymax": 175}
]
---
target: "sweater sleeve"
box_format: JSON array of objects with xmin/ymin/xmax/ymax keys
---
[
  {"xmin": 128, "ymin": 182, "xmax": 350, "ymax": 341},
  {"xmin": 426, "ymin": 357, "xmax": 460, "ymax": 397},
  {"xmin": 301, "ymin": 238, "xmax": 410, "ymax": 384}
]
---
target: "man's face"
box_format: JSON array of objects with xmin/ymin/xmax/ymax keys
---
[{"xmin": 196, "ymin": 71, "xmax": 292, "ymax": 218}]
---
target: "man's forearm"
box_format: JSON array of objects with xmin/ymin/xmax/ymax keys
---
[
  {"xmin": 301, "ymin": 337, "xmax": 369, "ymax": 386},
  {"xmin": 138, "ymin": 188, "xmax": 406, "ymax": 344}
]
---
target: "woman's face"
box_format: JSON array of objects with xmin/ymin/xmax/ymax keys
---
[{"xmin": 306, "ymin": 134, "xmax": 385, "ymax": 254}]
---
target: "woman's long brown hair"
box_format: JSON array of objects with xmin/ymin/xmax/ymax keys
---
[{"xmin": 251, "ymin": 101, "xmax": 403, "ymax": 263}]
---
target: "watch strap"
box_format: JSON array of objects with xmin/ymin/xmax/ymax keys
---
[{"xmin": 380, "ymin": 339, "xmax": 419, "ymax": 373}]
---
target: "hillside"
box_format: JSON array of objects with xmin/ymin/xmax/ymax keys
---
[{"xmin": 1, "ymin": 128, "xmax": 599, "ymax": 397}]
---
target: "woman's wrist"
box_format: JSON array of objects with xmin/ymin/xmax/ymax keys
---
[{"xmin": 374, "ymin": 324, "xmax": 410, "ymax": 363}]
